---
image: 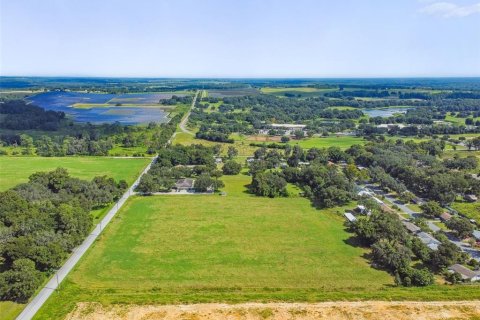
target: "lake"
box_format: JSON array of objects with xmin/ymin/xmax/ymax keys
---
[
  {"xmin": 26, "ymin": 91, "xmax": 182, "ymax": 124},
  {"xmin": 363, "ymin": 107, "xmax": 411, "ymax": 118}
]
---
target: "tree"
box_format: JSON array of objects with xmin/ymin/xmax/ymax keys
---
[
  {"xmin": 222, "ymin": 160, "xmax": 242, "ymax": 175},
  {"xmin": 446, "ymin": 216, "xmax": 474, "ymax": 239},
  {"xmin": 19, "ymin": 134, "xmax": 34, "ymax": 155},
  {"xmin": 294, "ymin": 130, "xmax": 304, "ymax": 139},
  {"xmin": 372, "ymin": 239, "xmax": 411, "ymax": 271},
  {"xmin": 420, "ymin": 201, "xmax": 443, "ymax": 218},
  {"xmin": 227, "ymin": 146, "xmax": 238, "ymax": 159},
  {"xmin": 445, "ymin": 271, "xmax": 463, "ymax": 284},
  {"xmin": 135, "ymin": 174, "xmax": 157, "ymax": 194},
  {"xmin": 250, "ymin": 172, "xmax": 287, "ymax": 198},
  {"xmin": 194, "ymin": 175, "xmax": 222, "ymax": 192},
  {"xmin": 281, "ymin": 136, "xmax": 290, "ymax": 143},
  {"xmin": 0, "ymin": 259, "xmax": 43, "ymax": 302},
  {"xmin": 430, "ymin": 241, "xmax": 466, "ymax": 269},
  {"xmin": 343, "ymin": 164, "xmax": 359, "ymax": 181},
  {"xmin": 398, "ymin": 267, "xmax": 434, "ymax": 287}
]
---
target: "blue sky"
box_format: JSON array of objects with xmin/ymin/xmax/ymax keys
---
[{"xmin": 1, "ymin": 0, "xmax": 479, "ymax": 77}]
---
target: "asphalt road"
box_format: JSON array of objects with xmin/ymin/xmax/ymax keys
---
[
  {"xmin": 178, "ymin": 90, "xmax": 199, "ymax": 135},
  {"xmin": 16, "ymin": 158, "xmax": 156, "ymax": 320}
]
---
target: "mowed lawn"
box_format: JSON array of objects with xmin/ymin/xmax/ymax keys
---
[{"xmin": 0, "ymin": 157, "xmax": 151, "ymax": 191}]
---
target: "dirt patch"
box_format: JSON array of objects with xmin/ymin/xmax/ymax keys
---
[
  {"xmin": 246, "ymin": 135, "xmax": 282, "ymax": 142},
  {"xmin": 66, "ymin": 301, "xmax": 480, "ymax": 320}
]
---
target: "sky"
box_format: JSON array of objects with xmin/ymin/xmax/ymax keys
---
[{"xmin": 0, "ymin": 0, "xmax": 479, "ymax": 77}]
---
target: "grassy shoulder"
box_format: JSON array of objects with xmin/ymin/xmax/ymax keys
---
[
  {"xmin": 0, "ymin": 301, "xmax": 25, "ymax": 320},
  {"xmin": 0, "ymin": 156, "xmax": 151, "ymax": 191}
]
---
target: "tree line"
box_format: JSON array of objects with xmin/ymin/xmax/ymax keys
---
[{"xmin": 0, "ymin": 168, "xmax": 127, "ymax": 302}]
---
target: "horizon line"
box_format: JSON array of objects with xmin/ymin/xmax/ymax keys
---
[{"xmin": 2, "ymin": 75, "xmax": 480, "ymax": 80}]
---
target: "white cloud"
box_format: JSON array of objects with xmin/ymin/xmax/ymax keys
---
[{"xmin": 419, "ymin": 1, "xmax": 480, "ymax": 17}]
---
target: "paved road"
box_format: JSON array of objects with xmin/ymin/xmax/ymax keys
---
[
  {"xmin": 178, "ymin": 90, "xmax": 199, "ymax": 135},
  {"xmin": 16, "ymin": 158, "xmax": 156, "ymax": 320}
]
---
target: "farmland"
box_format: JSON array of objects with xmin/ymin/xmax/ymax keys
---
[
  {"xmin": 292, "ymin": 135, "xmax": 366, "ymax": 149},
  {"xmin": 34, "ymin": 173, "xmax": 480, "ymax": 320},
  {"xmin": 0, "ymin": 156, "xmax": 151, "ymax": 191}
]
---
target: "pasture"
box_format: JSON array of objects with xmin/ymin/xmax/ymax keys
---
[
  {"xmin": 35, "ymin": 174, "xmax": 480, "ymax": 320},
  {"xmin": 260, "ymin": 87, "xmax": 335, "ymax": 97},
  {"xmin": 206, "ymin": 88, "xmax": 259, "ymax": 98},
  {"xmin": 293, "ymin": 135, "xmax": 366, "ymax": 149},
  {"xmin": 0, "ymin": 156, "xmax": 151, "ymax": 191},
  {"xmin": 173, "ymin": 132, "xmax": 257, "ymax": 156}
]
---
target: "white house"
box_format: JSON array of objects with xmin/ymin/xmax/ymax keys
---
[{"xmin": 448, "ymin": 264, "xmax": 480, "ymax": 282}]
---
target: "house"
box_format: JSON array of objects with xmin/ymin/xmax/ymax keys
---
[
  {"xmin": 344, "ymin": 212, "xmax": 357, "ymax": 223},
  {"xmin": 417, "ymin": 232, "xmax": 441, "ymax": 251},
  {"xmin": 376, "ymin": 124, "xmax": 406, "ymax": 129},
  {"xmin": 448, "ymin": 264, "xmax": 480, "ymax": 282},
  {"xmin": 473, "ymin": 230, "xmax": 480, "ymax": 241},
  {"xmin": 402, "ymin": 221, "xmax": 421, "ymax": 234},
  {"xmin": 354, "ymin": 205, "xmax": 371, "ymax": 215},
  {"xmin": 412, "ymin": 197, "xmax": 425, "ymax": 205},
  {"xmin": 464, "ymin": 194, "xmax": 478, "ymax": 203},
  {"xmin": 357, "ymin": 190, "xmax": 372, "ymax": 197},
  {"xmin": 372, "ymin": 196, "xmax": 384, "ymax": 205},
  {"xmin": 174, "ymin": 178, "xmax": 195, "ymax": 192},
  {"xmin": 270, "ymin": 123, "xmax": 306, "ymax": 130},
  {"xmin": 440, "ymin": 212, "xmax": 452, "ymax": 222}
]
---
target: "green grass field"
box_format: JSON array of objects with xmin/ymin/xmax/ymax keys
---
[
  {"xmin": 293, "ymin": 135, "xmax": 366, "ymax": 149},
  {"xmin": 173, "ymin": 132, "xmax": 258, "ymax": 157},
  {"xmin": 34, "ymin": 174, "xmax": 480, "ymax": 319},
  {"xmin": 260, "ymin": 87, "xmax": 335, "ymax": 97},
  {"xmin": 444, "ymin": 114, "xmax": 480, "ymax": 125},
  {"xmin": 0, "ymin": 157, "xmax": 151, "ymax": 191},
  {"xmin": 0, "ymin": 301, "xmax": 25, "ymax": 320},
  {"xmin": 451, "ymin": 201, "xmax": 480, "ymax": 222}
]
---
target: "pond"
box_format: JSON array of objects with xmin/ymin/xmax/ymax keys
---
[
  {"xmin": 26, "ymin": 91, "xmax": 181, "ymax": 124},
  {"xmin": 363, "ymin": 107, "xmax": 411, "ymax": 118}
]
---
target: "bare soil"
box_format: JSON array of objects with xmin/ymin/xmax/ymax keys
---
[
  {"xmin": 66, "ymin": 301, "xmax": 480, "ymax": 320},
  {"xmin": 246, "ymin": 135, "xmax": 282, "ymax": 142}
]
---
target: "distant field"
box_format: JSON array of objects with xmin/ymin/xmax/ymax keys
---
[
  {"xmin": 261, "ymin": 87, "xmax": 335, "ymax": 97},
  {"xmin": 293, "ymin": 135, "xmax": 366, "ymax": 149},
  {"xmin": 206, "ymin": 88, "xmax": 259, "ymax": 98},
  {"xmin": 444, "ymin": 114, "xmax": 480, "ymax": 125},
  {"xmin": 326, "ymin": 106, "xmax": 358, "ymax": 110},
  {"xmin": 0, "ymin": 157, "xmax": 151, "ymax": 191},
  {"xmin": 35, "ymin": 174, "xmax": 480, "ymax": 320},
  {"xmin": 173, "ymin": 132, "xmax": 257, "ymax": 157}
]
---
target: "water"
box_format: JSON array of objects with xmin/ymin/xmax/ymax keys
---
[
  {"xmin": 26, "ymin": 91, "xmax": 177, "ymax": 124},
  {"xmin": 363, "ymin": 107, "xmax": 410, "ymax": 118}
]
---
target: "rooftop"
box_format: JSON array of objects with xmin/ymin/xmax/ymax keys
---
[
  {"xmin": 175, "ymin": 178, "xmax": 195, "ymax": 189},
  {"xmin": 402, "ymin": 221, "xmax": 421, "ymax": 234},
  {"xmin": 448, "ymin": 264, "xmax": 480, "ymax": 280}
]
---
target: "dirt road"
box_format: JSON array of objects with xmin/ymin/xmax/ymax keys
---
[{"xmin": 67, "ymin": 301, "xmax": 480, "ymax": 320}]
